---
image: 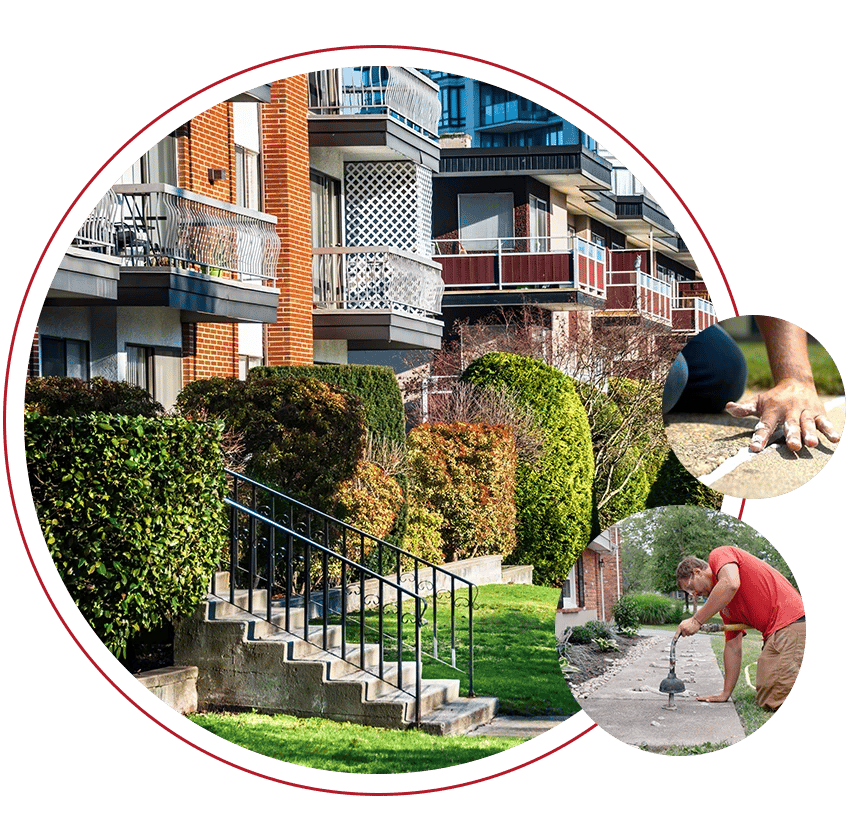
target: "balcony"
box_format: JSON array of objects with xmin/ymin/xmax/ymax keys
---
[
  {"xmin": 433, "ymin": 235, "xmax": 606, "ymax": 310},
  {"xmin": 308, "ymin": 67, "xmax": 441, "ymax": 169},
  {"xmin": 605, "ymin": 250, "xmax": 673, "ymax": 325},
  {"xmin": 54, "ymin": 184, "xmax": 281, "ymax": 323},
  {"xmin": 312, "ymin": 247, "xmax": 444, "ymax": 350},
  {"xmin": 672, "ymin": 281, "xmax": 716, "ymax": 334}
]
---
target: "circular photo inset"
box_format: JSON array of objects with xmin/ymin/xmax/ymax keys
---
[
  {"xmin": 662, "ymin": 316, "xmax": 844, "ymax": 499},
  {"xmin": 556, "ymin": 506, "xmax": 805, "ymax": 754}
]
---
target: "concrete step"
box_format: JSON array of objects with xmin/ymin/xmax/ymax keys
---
[{"xmin": 177, "ymin": 574, "xmax": 498, "ymax": 734}]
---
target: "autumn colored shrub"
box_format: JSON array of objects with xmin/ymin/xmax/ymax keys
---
[
  {"xmin": 462, "ymin": 353, "xmax": 594, "ymax": 585},
  {"xmin": 176, "ymin": 376, "xmax": 367, "ymax": 511},
  {"xmin": 406, "ymin": 422, "xmax": 517, "ymax": 562},
  {"xmin": 332, "ymin": 460, "xmax": 404, "ymax": 543}
]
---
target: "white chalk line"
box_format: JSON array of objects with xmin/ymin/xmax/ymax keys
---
[{"xmin": 697, "ymin": 396, "xmax": 845, "ymax": 487}]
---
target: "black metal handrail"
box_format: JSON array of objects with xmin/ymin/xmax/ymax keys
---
[
  {"xmin": 221, "ymin": 470, "xmax": 477, "ymax": 724},
  {"xmin": 224, "ymin": 496, "xmax": 426, "ymax": 724}
]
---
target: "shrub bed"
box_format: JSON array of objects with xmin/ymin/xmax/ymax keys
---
[
  {"xmin": 176, "ymin": 376, "xmax": 367, "ymax": 512},
  {"xmin": 462, "ymin": 353, "xmax": 594, "ymax": 585},
  {"xmin": 406, "ymin": 422, "xmax": 517, "ymax": 562},
  {"xmin": 623, "ymin": 592, "xmax": 685, "ymax": 625},
  {"xmin": 25, "ymin": 412, "xmax": 226, "ymax": 659}
]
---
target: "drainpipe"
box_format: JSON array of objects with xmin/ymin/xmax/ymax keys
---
[{"xmin": 599, "ymin": 556, "xmax": 605, "ymax": 622}]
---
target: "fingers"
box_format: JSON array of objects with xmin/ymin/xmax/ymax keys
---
[
  {"xmin": 725, "ymin": 400, "xmax": 758, "ymax": 418},
  {"xmin": 814, "ymin": 413, "xmax": 842, "ymax": 444},
  {"xmin": 800, "ymin": 411, "xmax": 821, "ymax": 449},
  {"xmin": 749, "ymin": 419, "xmax": 777, "ymax": 453}
]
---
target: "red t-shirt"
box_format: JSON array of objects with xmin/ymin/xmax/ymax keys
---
[{"xmin": 708, "ymin": 546, "xmax": 804, "ymax": 642}]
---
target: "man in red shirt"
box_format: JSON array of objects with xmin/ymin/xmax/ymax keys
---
[{"xmin": 675, "ymin": 546, "xmax": 805, "ymax": 710}]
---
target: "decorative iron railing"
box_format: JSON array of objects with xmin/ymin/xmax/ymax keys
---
[
  {"xmin": 71, "ymin": 183, "xmax": 280, "ymax": 281},
  {"xmin": 312, "ymin": 246, "xmax": 444, "ymax": 318},
  {"xmin": 308, "ymin": 66, "xmax": 441, "ymax": 141},
  {"xmin": 221, "ymin": 470, "xmax": 477, "ymax": 725}
]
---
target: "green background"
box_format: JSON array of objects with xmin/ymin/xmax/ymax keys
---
[{"xmin": 0, "ymin": 0, "xmax": 850, "ymax": 813}]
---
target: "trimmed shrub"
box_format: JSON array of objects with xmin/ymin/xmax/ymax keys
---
[
  {"xmin": 249, "ymin": 364, "xmax": 405, "ymax": 446},
  {"xmin": 332, "ymin": 460, "xmax": 404, "ymax": 542},
  {"xmin": 568, "ymin": 624, "xmax": 593, "ymax": 645},
  {"xmin": 402, "ymin": 505, "xmax": 446, "ymax": 566},
  {"xmin": 462, "ymin": 353, "xmax": 594, "ymax": 585},
  {"xmin": 645, "ymin": 450, "xmax": 723, "ymax": 511},
  {"xmin": 406, "ymin": 422, "xmax": 517, "ymax": 562},
  {"xmin": 176, "ymin": 376, "xmax": 367, "ymax": 511},
  {"xmin": 25, "ymin": 412, "xmax": 226, "ymax": 659},
  {"xmin": 612, "ymin": 595, "xmax": 640, "ymax": 632},
  {"xmin": 25, "ymin": 376, "xmax": 163, "ymax": 417},
  {"xmin": 585, "ymin": 619, "xmax": 613, "ymax": 639},
  {"xmin": 625, "ymin": 592, "xmax": 685, "ymax": 625}
]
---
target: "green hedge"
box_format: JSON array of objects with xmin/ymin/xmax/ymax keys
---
[
  {"xmin": 623, "ymin": 592, "xmax": 685, "ymax": 625},
  {"xmin": 25, "ymin": 376, "xmax": 163, "ymax": 417},
  {"xmin": 176, "ymin": 376, "xmax": 367, "ymax": 512},
  {"xmin": 249, "ymin": 365, "xmax": 405, "ymax": 445},
  {"xmin": 25, "ymin": 413, "xmax": 226, "ymax": 659},
  {"xmin": 462, "ymin": 353, "xmax": 594, "ymax": 585},
  {"xmin": 406, "ymin": 422, "xmax": 517, "ymax": 563}
]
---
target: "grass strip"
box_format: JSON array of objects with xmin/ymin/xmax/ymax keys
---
[{"xmin": 188, "ymin": 711, "xmax": 527, "ymax": 773}]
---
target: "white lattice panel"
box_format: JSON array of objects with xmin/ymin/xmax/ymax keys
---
[{"xmin": 344, "ymin": 161, "xmax": 433, "ymax": 256}]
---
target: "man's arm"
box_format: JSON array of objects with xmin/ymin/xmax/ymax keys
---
[
  {"xmin": 725, "ymin": 316, "xmax": 840, "ymax": 452},
  {"xmin": 698, "ymin": 632, "xmax": 743, "ymax": 703},
  {"xmin": 676, "ymin": 563, "xmax": 740, "ymax": 637}
]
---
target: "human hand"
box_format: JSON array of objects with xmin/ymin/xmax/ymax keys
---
[
  {"xmin": 676, "ymin": 617, "xmax": 701, "ymax": 638},
  {"xmin": 697, "ymin": 692, "xmax": 732, "ymax": 703},
  {"xmin": 725, "ymin": 378, "xmax": 841, "ymax": 453}
]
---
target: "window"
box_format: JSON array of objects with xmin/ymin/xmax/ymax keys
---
[
  {"xmin": 41, "ymin": 336, "xmax": 89, "ymax": 379},
  {"xmin": 458, "ymin": 193, "xmax": 514, "ymax": 251},
  {"xmin": 439, "ymin": 85, "xmax": 465, "ymax": 129},
  {"xmin": 235, "ymin": 146, "xmax": 260, "ymax": 210},
  {"xmin": 126, "ymin": 344, "xmax": 155, "ymax": 393},
  {"xmin": 529, "ymin": 195, "xmax": 548, "ymax": 252}
]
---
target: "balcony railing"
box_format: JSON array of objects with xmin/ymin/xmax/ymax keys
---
[
  {"xmin": 313, "ymin": 247, "xmax": 444, "ymax": 318},
  {"xmin": 72, "ymin": 183, "xmax": 280, "ymax": 282},
  {"xmin": 308, "ymin": 67, "xmax": 441, "ymax": 142},
  {"xmin": 673, "ymin": 295, "xmax": 716, "ymax": 333},
  {"xmin": 433, "ymin": 235, "xmax": 604, "ymax": 296},
  {"xmin": 606, "ymin": 249, "xmax": 673, "ymax": 324}
]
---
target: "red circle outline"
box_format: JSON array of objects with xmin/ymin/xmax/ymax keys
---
[{"xmin": 3, "ymin": 44, "xmax": 738, "ymax": 795}]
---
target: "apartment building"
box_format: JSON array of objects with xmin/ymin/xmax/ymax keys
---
[
  {"xmin": 30, "ymin": 69, "xmax": 447, "ymax": 406},
  {"xmin": 422, "ymin": 71, "xmax": 715, "ymax": 369}
]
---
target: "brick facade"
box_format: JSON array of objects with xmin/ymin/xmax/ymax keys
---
[{"xmin": 261, "ymin": 76, "xmax": 313, "ymax": 366}]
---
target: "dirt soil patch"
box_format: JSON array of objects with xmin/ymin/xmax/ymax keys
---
[{"xmin": 560, "ymin": 632, "xmax": 650, "ymax": 688}]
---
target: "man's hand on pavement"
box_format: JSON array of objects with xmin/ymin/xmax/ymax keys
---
[
  {"xmin": 697, "ymin": 693, "xmax": 732, "ymax": 703},
  {"xmin": 725, "ymin": 377, "xmax": 841, "ymax": 453}
]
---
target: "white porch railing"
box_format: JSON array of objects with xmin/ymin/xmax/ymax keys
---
[
  {"xmin": 72, "ymin": 183, "xmax": 280, "ymax": 282},
  {"xmin": 313, "ymin": 246, "xmax": 444, "ymax": 318}
]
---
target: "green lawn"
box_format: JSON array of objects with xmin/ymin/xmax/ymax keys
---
[
  {"xmin": 188, "ymin": 711, "xmax": 526, "ymax": 773},
  {"xmin": 738, "ymin": 340, "xmax": 843, "ymax": 394},
  {"xmin": 188, "ymin": 583, "xmax": 574, "ymax": 773}
]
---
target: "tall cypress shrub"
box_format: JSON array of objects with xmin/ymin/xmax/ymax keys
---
[{"xmin": 462, "ymin": 353, "xmax": 594, "ymax": 585}]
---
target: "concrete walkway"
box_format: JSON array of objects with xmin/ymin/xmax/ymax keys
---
[
  {"xmin": 468, "ymin": 714, "xmax": 569, "ymax": 739},
  {"xmin": 574, "ymin": 629, "xmax": 746, "ymax": 749},
  {"xmin": 664, "ymin": 394, "xmax": 844, "ymax": 499}
]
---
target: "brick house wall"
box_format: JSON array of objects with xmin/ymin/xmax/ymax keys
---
[
  {"xmin": 176, "ymin": 102, "xmax": 242, "ymax": 385},
  {"xmin": 261, "ymin": 76, "xmax": 313, "ymax": 367}
]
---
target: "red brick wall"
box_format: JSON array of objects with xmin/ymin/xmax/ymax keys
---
[
  {"xmin": 28, "ymin": 329, "xmax": 40, "ymax": 378},
  {"xmin": 176, "ymin": 103, "xmax": 242, "ymax": 384},
  {"xmin": 261, "ymin": 76, "xmax": 313, "ymax": 366}
]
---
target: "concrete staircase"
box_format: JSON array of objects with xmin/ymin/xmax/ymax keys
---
[{"xmin": 174, "ymin": 573, "xmax": 499, "ymax": 736}]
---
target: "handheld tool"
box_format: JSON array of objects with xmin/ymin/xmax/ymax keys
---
[
  {"xmin": 699, "ymin": 623, "xmax": 750, "ymax": 633},
  {"xmin": 659, "ymin": 634, "xmax": 686, "ymax": 710}
]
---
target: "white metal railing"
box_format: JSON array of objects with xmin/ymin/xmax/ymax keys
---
[
  {"xmin": 308, "ymin": 67, "xmax": 440, "ymax": 142},
  {"xmin": 113, "ymin": 184, "xmax": 280, "ymax": 281},
  {"xmin": 432, "ymin": 235, "xmax": 574, "ymax": 256},
  {"xmin": 313, "ymin": 246, "xmax": 444, "ymax": 318},
  {"xmin": 638, "ymin": 271, "xmax": 672, "ymax": 323},
  {"xmin": 72, "ymin": 183, "xmax": 280, "ymax": 281}
]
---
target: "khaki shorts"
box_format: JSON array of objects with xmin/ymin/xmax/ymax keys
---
[{"xmin": 756, "ymin": 621, "xmax": 806, "ymax": 710}]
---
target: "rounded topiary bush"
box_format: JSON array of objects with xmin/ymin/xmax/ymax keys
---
[{"xmin": 462, "ymin": 353, "xmax": 594, "ymax": 585}]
